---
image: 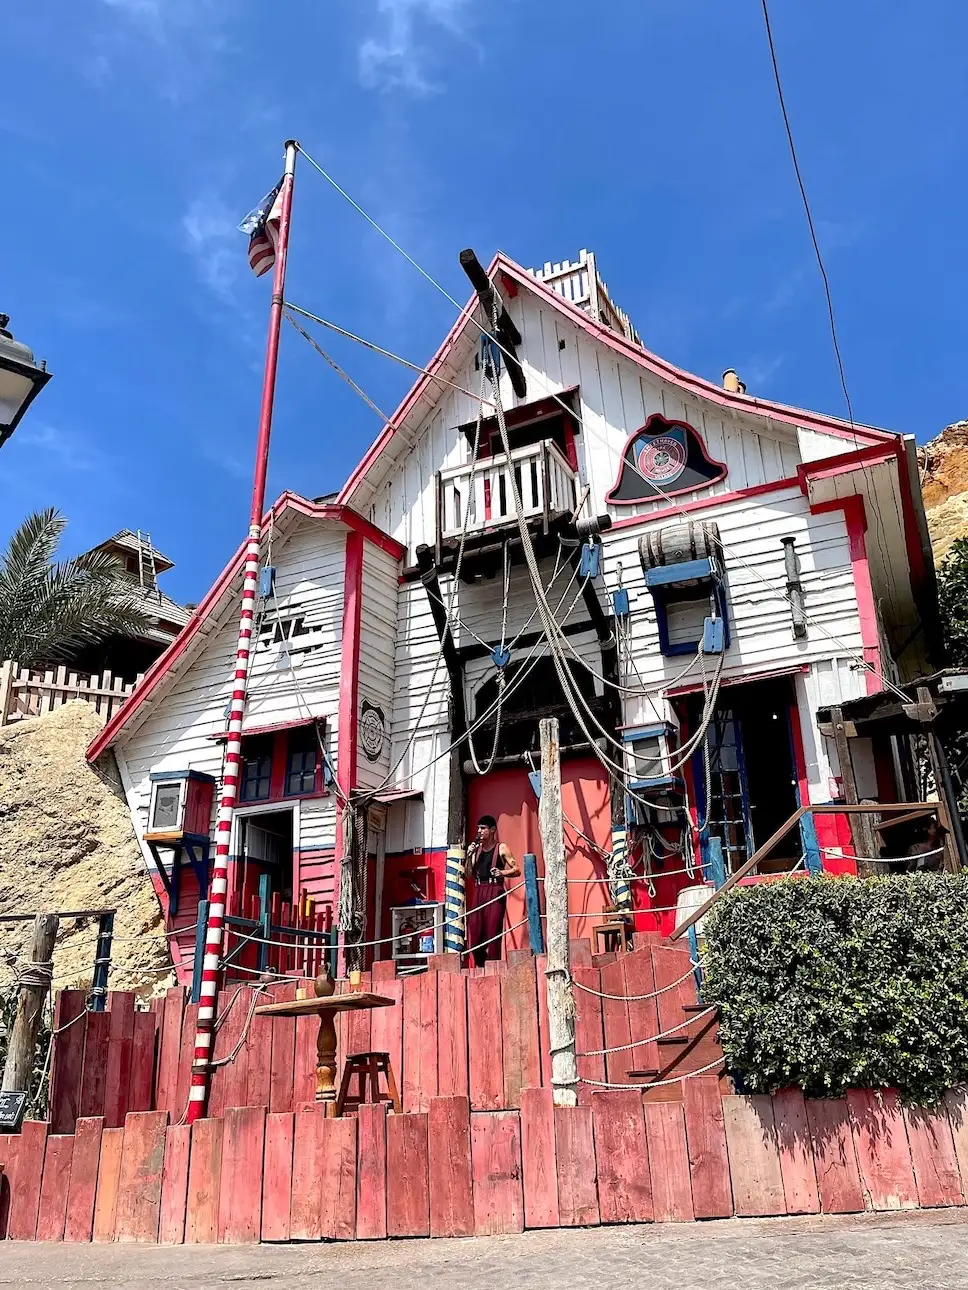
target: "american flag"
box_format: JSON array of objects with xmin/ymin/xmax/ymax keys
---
[{"xmin": 239, "ymin": 179, "xmax": 284, "ymax": 278}]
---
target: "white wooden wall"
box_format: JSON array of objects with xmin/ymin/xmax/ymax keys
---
[
  {"xmin": 356, "ymin": 543, "xmax": 400, "ymax": 793},
  {"xmin": 116, "ymin": 518, "xmax": 347, "ymax": 852}
]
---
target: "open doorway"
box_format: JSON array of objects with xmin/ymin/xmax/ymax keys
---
[
  {"xmin": 237, "ymin": 806, "xmax": 295, "ymax": 905},
  {"xmin": 682, "ymin": 675, "xmax": 803, "ymax": 874}
]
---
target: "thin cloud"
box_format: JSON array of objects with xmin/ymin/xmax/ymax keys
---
[
  {"xmin": 359, "ymin": 0, "xmax": 471, "ymax": 94},
  {"xmin": 13, "ymin": 424, "xmax": 116, "ymax": 475},
  {"xmin": 181, "ymin": 194, "xmax": 243, "ymax": 304}
]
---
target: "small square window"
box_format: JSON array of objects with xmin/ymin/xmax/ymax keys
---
[
  {"xmin": 240, "ymin": 735, "xmax": 273, "ymax": 802},
  {"xmin": 286, "ymin": 727, "xmax": 318, "ymax": 796}
]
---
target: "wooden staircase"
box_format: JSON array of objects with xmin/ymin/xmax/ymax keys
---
[{"xmin": 571, "ymin": 932, "xmax": 728, "ymax": 1103}]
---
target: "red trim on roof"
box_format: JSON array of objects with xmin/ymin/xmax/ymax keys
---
[
  {"xmin": 337, "ymin": 251, "xmax": 895, "ymax": 505},
  {"xmin": 86, "ymin": 494, "xmax": 402, "ymax": 763},
  {"xmin": 206, "ymin": 714, "xmax": 326, "ymax": 743},
  {"xmin": 608, "ymin": 474, "xmax": 801, "ymax": 533}
]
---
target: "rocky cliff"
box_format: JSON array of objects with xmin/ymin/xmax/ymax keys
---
[
  {"xmin": 0, "ymin": 702, "xmax": 172, "ymax": 1000},
  {"xmin": 919, "ymin": 421, "xmax": 968, "ymax": 566}
]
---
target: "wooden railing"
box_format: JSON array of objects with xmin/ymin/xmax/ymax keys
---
[
  {"xmin": 0, "ymin": 659, "xmax": 138, "ymax": 726},
  {"xmin": 436, "ymin": 439, "xmax": 578, "ymax": 543},
  {"xmin": 671, "ymin": 801, "xmax": 949, "ymax": 941}
]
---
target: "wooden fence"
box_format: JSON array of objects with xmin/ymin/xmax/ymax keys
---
[
  {"xmin": 44, "ymin": 938, "xmax": 724, "ymax": 1137},
  {"xmin": 5, "ymin": 1084, "xmax": 968, "ymax": 1244},
  {"xmin": 0, "ymin": 660, "xmax": 137, "ymax": 726}
]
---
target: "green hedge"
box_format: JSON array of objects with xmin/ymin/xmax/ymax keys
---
[{"xmin": 701, "ymin": 873, "xmax": 968, "ymax": 1105}]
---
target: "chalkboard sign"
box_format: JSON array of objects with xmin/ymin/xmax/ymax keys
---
[{"xmin": 0, "ymin": 1090, "xmax": 27, "ymax": 1132}]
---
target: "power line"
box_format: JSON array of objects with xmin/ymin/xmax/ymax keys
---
[{"xmin": 760, "ymin": 0, "xmax": 855, "ymax": 433}]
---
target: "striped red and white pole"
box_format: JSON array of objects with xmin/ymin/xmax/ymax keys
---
[{"xmin": 186, "ymin": 140, "xmax": 298, "ymax": 1124}]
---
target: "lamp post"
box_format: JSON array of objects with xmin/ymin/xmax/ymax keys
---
[{"xmin": 0, "ymin": 314, "xmax": 51, "ymax": 448}]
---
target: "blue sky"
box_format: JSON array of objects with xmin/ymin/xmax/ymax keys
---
[{"xmin": 2, "ymin": 1, "xmax": 966, "ymax": 603}]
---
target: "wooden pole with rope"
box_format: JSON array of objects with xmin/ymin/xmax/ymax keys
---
[
  {"xmin": 2, "ymin": 912, "xmax": 59, "ymax": 1094},
  {"xmin": 539, "ymin": 718, "xmax": 578, "ymax": 1106}
]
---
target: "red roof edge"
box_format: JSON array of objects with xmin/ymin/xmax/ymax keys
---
[
  {"xmin": 337, "ymin": 250, "xmax": 896, "ymax": 505},
  {"xmin": 86, "ymin": 493, "xmax": 402, "ymax": 763}
]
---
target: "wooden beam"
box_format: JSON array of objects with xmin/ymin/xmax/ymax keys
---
[
  {"xmin": 2, "ymin": 913, "xmax": 60, "ymax": 1093},
  {"xmin": 829, "ymin": 706, "xmax": 879, "ymax": 876}
]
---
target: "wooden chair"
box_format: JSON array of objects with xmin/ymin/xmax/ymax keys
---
[
  {"xmin": 593, "ymin": 920, "xmax": 633, "ymax": 955},
  {"xmin": 335, "ymin": 1051, "xmax": 401, "ymax": 1117}
]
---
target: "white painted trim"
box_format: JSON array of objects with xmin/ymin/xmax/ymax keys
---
[{"xmin": 230, "ymin": 798, "xmax": 302, "ymax": 858}]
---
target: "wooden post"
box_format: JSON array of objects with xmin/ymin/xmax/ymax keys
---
[
  {"xmin": 829, "ymin": 706, "xmax": 878, "ymax": 876},
  {"xmin": 2, "ymin": 912, "xmax": 59, "ymax": 1093},
  {"xmin": 539, "ymin": 719, "xmax": 578, "ymax": 1107},
  {"xmin": 0, "ymin": 659, "xmax": 14, "ymax": 726}
]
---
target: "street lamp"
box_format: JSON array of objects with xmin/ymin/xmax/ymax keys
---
[{"xmin": 0, "ymin": 314, "xmax": 51, "ymax": 448}]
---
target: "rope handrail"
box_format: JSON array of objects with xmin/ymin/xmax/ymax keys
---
[
  {"xmin": 579, "ymin": 1055, "xmax": 725, "ymax": 1090},
  {"xmin": 819, "ymin": 844, "xmax": 946, "ymax": 864},
  {"xmin": 571, "ymin": 959, "xmax": 703, "ymax": 1001},
  {"xmin": 576, "ymin": 1006, "xmax": 717, "ymax": 1057}
]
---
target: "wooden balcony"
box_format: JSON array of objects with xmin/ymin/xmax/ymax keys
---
[{"xmin": 435, "ymin": 439, "xmax": 578, "ymax": 569}]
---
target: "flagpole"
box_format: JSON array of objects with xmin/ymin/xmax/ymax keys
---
[{"xmin": 187, "ymin": 138, "xmax": 299, "ymax": 1124}]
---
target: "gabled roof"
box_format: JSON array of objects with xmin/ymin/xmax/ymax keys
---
[
  {"xmin": 86, "ymin": 494, "xmax": 404, "ymax": 763},
  {"xmin": 338, "ymin": 251, "xmax": 896, "ymax": 509},
  {"xmin": 95, "ymin": 530, "xmax": 176, "ymax": 573}
]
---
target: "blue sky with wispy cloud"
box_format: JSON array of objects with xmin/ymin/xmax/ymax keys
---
[{"xmin": 2, "ymin": 1, "xmax": 967, "ymax": 600}]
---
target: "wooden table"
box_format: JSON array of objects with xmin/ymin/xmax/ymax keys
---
[{"xmin": 254, "ymin": 992, "xmax": 396, "ymax": 1115}]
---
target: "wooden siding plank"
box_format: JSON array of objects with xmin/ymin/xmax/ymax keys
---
[
  {"xmin": 129, "ymin": 1011, "xmax": 158, "ymax": 1114},
  {"xmin": 436, "ymin": 969, "xmax": 469, "ymax": 1098},
  {"xmin": 369, "ymin": 975, "xmax": 404, "ymax": 1107},
  {"xmin": 49, "ymin": 990, "xmax": 87, "ymax": 1134},
  {"xmin": 773, "ymin": 1088, "xmax": 821, "ymax": 1214},
  {"xmin": 471, "ymin": 1110, "xmax": 524, "ymax": 1236},
  {"xmin": 0, "ymin": 1130, "xmax": 19, "ymax": 1239},
  {"xmin": 36, "ymin": 1135, "xmax": 74, "ymax": 1241},
  {"xmin": 64, "ymin": 1116, "xmax": 104, "ymax": 1243},
  {"xmin": 244, "ymin": 1009, "xmax": 273, "ymax": 1110},
  {"xmin": 592, "ymin": 1089, "xmax": 652, "ymax": 1223},
  {"xmin": 319, "ymin": 1116, "xmax": 357, "ymax": 1240},
  {"xmin": 805, "ymin": 1097, "xmax": 865, "ymax": 1214},
  {"xmin": 535, "ymin": 954, "xmax": 551, "ymax": 1088},
  {"xmin": 292, "ymin": 1008, "xmax": 318, "ymax": 1109},
  {"xmin": 599, "ymin": 959, "xmax": 632, "ymax": 1088},
  {"xmin": 213, "ymin": 987, "xmax": 251, "ymax": 1115},
  {"xmin": 467, "ymin": 974, "xmax": 504, "ymax": 1110},
  {"xmin": 78, "ymin": 1010, "xmax": 111, "ymax": 1121},
  {"xmin": 944, "ymin": 1088, "xmax": 968, "ymax": 1184},
  {"xmin": 501, "ymin": 958, "xmax": 540, "ymax": 1108},
  {"xmin": 846, "ymin": 1089, "xmax": 918, "ymax": 1211},
  {"xmin": 520, "ymin": 1085, "xmax": 559, "ymax": 1229},
  {"xmin": 217, "ymin": 1106, "xmax": 266, "ymax": 1243},
  {"xmin": 268, "ymin": 1011, "xmax": 296, "ymax": 1114},
  {"xmin": 115, "ymin": 1110, "xmax": 168, "ymax": 1243},
  {"xmin": 623, "ymin": 947, "xmax": 660, "ymax": 1082},
  {"xmin": 261, "ymin": 1112, "xmax": 295, "ymax": 1242},
  {"xmin": 572, "ymin": 965, "xmax": 605, "ymax": 1106},
  {"xmin": 185, "ymin": 1118, "xmax": 223, "ymax": 1244},
  {"xmin": 8, "ymin": 1120, "xmax": 48, "ymax": 1240},
  {"xmin": 387, "ymin": 1112, "xmax": 430, "ymax": 1238},
  {"xmin": 155, "ymin": 988, "xmax": 185, "ymax": 1117},
  {"xmin": 356, "ymin": 1102, "xmax": 388, "ymax": 1240},
  {"xmin": 103, "ymin": 992, "xmax": 135, "ymax": 1130},
  {"xmin": 428, "ymin": 1095, "xmax": 475, "ymax": 1238},
  {"xmin": 174, "ymin": 1001, "xmax": 197, "ymax": 1122},
  {"xmin": 289, "ymin": 1108, "xmax": 325, "ymax": 1240},
  {"xmin": 158, "ymin": 1123, "xmax": 191, "ymax": 1246},
  {"xmin": 644, "ymin": 1101, "xmax": 694, "ymax": 1222},
  {"xmin": 91, "ymin": 1127, "xmax": 124, "ymax": 1242},
  {"xmin": 902, "ymin": 1105, "xmax": 963, "ymax": 1208},
  {"xmin": 682, "ymin": 1078, "xmax": 732, "ymax": 1219},
  {"xmin": 721, "ymin": 1095, "xmax": 786, "ymax": 1217},
  {"xmin": 554, "ymin": 1104, "xmax": 599, "ymax": 1227}
]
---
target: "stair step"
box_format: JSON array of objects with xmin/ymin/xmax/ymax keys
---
[
  {"xmin": 657, "ymin": 1035, "xmax": 690, "ymax": 1047},
  {"xmin": 683, "ymin": 1002, "xmax": 713, "ymax": 1013}
]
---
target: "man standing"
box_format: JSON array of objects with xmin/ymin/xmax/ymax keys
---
[{"xmin": 465, "ymin": 814, "xmax": 519, "ymax": 967}]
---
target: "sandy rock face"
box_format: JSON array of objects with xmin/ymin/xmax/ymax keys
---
[
  {"xmin": 919, "ymin": 421, "xmax": 968, "ymax": 565},
  {"xmin": 0, "ymin": 701, "xmax": 172, "ymax": 998}
]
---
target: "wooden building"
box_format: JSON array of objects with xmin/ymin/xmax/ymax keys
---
[{"xmin": 86, "ymin": 249, "xmax": 940, "ymax": 980}]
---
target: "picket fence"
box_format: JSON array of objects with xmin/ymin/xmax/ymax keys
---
[{"xmin": 0, "ymin": 660, "xmax": 136, "ymax": 726}]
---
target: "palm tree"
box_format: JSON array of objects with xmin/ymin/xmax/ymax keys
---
[{"xmin": 0, "ymin": 509, "xmax": 151, "ymax": 666}]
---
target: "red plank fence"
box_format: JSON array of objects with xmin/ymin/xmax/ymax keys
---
[
  {"xmin": 45, "ymin": 940, "xmax": 725, "ymax": 1134},
  {"xmin": 5, "ymin": 1086, "xmax": 968, "ymax": 1244}
]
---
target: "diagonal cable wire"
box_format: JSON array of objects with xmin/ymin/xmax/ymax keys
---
[{"xmin": 285, "ymin": 314, "xmax": 391, "ymax": 423}]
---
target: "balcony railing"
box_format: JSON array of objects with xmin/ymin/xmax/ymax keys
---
[{"xmin": 437, "ymin": 439, "xmax": 579, "ymax": 544}]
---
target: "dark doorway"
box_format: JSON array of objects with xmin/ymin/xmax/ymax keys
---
[
  {"xmin": 684, "ymin": 675, "xmax": 802, "ymax": 874},
  {"xmin": 239, "ymin": 808, "xmax": 295, "ymax": 905}
]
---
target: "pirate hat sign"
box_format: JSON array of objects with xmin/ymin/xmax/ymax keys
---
[{"xmin": 605, "ymin": 414, "xmax": 727, "ymax": 505}]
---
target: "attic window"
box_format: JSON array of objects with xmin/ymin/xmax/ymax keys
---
[{"xmin": 272, "ymin": 616, "xmax": 309, "ymax": 644}]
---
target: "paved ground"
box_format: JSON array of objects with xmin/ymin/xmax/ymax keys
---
[{"xmin": 5, "ymin": 1212, "xmax": 968, "ymax": 1289}]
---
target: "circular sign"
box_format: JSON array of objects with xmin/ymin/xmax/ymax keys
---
[
  {"xmin": 359, "ymin": 700, "xmax": 386, "ymax": 762},
  {"xmin": 637, "ymin": 434, "xmax": 687, "ymax": 484}
]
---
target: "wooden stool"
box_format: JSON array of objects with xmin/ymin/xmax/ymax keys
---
[
  {"xmin": 335, "ymin": 1051, "xmax": 401, "ymax": 1117},
  {"xmin": 593, "ymin": 921, "xmax": 632, "ymax": 955}
]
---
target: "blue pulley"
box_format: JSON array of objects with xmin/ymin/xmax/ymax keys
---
[{"xmin": 492, "ymin": 646, "xmax": 511, "ymax": 670}]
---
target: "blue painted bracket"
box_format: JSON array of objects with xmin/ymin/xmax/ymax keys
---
[
  {"xmin": 524, "ymin": 853, "xmax": 545, "ymax": 955},
  {"xmin": 191, "ymin": 899, "xmax": 209, "ymax": 1004},
  {"xmin": 799, "ymin": 810, "xmax": 822, "ymax": 874}
]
